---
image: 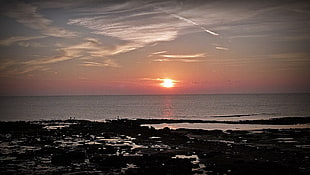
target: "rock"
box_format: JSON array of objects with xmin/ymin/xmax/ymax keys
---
[{"xmin": 51, "ymin": 150, "xmax": 85, "ymax": 165}]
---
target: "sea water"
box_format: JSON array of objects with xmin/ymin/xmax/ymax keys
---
[{"xmin": 1, "ymin": 94, "xmax": 309, "ymax": 122}]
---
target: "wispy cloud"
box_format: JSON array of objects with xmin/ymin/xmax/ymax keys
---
[
  {"xmin": 215, "ymin": 46, "xmax": 229, "ymax": 51},
  {"xmin": 229, "ymin": 34, "xmax": 269, "ymax": 39},
  {"xmin": 149, "ymin": 51, "xmax": 168, "ymax": 56},
  {"xmin": 0, "ymin": 59, "xmax": 16, "ymax": 71},
  {"xmin": 1, "ymin": 0, "xmax": 309, "ymax": 85},
  {"xmin": 168, "ymin": 13, "xmax": 219, "ymax": 36},
  {"xmin": 67, "ymin": 1, "xmax": 222, "ymax": 53},
  {"xmin": 150, "ymin": 52, "xmax": 206, "ymax": 63},
  {"xmin": 0, "ymin": 59, "xmax": 49, "ymax": 77},
  {"xmin": 23, "ymin": 38, "xmax": 111, "ymax": 66},
  {"xmin": 68, "ymin": 16, "xmax": 179, "ymax": 46},
  {"xmin": 153, "ymin": 58, "xmax": 204, "ymax": 63},
  {"xmin": 140, "ymin": 77, "xmax": 177, "ymax": 81},
  {"xmin": 160, "ymin": 53, "xmax": 205, "ymax": 58},
  {"xmin": 12, "ymin": 65, "xmax": 50, "ymax": 75},
  {"xmin": 0, "ymin": 37, "xmax": 127, "ymax": 76},
  {"xmin": 4, "ymin": 2, "xmax": 76, "ymax": 38},
  {"xmin": 81, "ymin": 59, "xmax": 120, "ymax": 68},
  {"xmin": 266, "ymin": 52, "xmax": 310, "ymax": 60},
  {"xmin": 17, "ymin": 42, "xmax": 45, "ymax": 48},
  {"xmin": 23, "ymin": 53, "xmax": 74, "ymax": 65},
  {"xmin": 0, "ymin": 36, "xmax": 46, "ymax": 46},
  {"xmin": 149, "ymin": 2, "xmax": 221, "ymax": 36},
  {"xmin": 140, "ymin": 77, "xmax": 181, "ymax": 84}
]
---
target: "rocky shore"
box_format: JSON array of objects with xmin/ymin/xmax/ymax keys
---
[{"xmin": 0, "ymin": 118, "xmax": 309, "ymax": 174}]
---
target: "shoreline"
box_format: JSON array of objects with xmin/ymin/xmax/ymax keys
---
[
  {"xmin": 0, "ymin": 119, "xmax": 309, "ymax": 174},
  {"xmin": 135, "ymin": 116, "xmax": 310, "ymax": 125},
  {"xmin": 2, "ymin": 115, "xmax": 310, "ymax": 124},
  {"xmin": 137, "ymin": 117, "xmax": 310, "ymax": 131}
]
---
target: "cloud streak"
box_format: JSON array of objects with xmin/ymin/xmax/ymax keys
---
[
  {"xmin": 21, "ymin": 38, "xmax": 106, "ymax": 66},
  {"xmin": 17, "ymin": 41, "xmax": 45, "ymax": 48},
  {"xmin": 153, "ymin": 58, "xmax": 204, "ymax": 63},
  {"xmin": 150, "ymin": 52, "xmax": 206, "ymax": 63},
  {"xmin": 0, "ymin": 37, "xmax": 126, "ymax": 76},
  {"xmin": 4, "ymin": 2, "xmax": 76, "ymax": 38},
  {"xmin": 0, "ymin": 36, "xmax": 46, "ymax": 46},
  {"xmin": 68, "ymin": 15, "xmax": 179, "ymax": 45},
  {"xmin": 67, "ymin": 0, "xmax": 222, "ymax": 54},
  {"xmin": 160, "ymin": 53, "xmax": 206, "ymax": 58},
  {"xmin": 215, "ymin": 46, "xmax": 229, "ymax": 51},
  {"xmin": 140, "ymin": 77, "xmax": 180, "ymax": 82},
  {"xmin": 81, "ymin": 59, "xmax": 120, "ymax": 68},
  {"xmin": 0, "ymin": 59, "xmax": 50, "ymax": 77},
  {"xmin": 169, "ymin": 13, "xmax": 219, "ymax": 36}
]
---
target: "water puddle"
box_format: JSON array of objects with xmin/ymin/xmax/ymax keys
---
[
  {"xmin": 172, "ymin": 154, "xmax": 199, "ymax": 164},
  {"xmin": 275, "ymin": 138, "xmax": 297, "ymax": 143},
  {"xmin": 43, "ymin": 125, "xmax": 70, "ymax": 130},
  {"xmin": 172, "ymin": 154, "xmax": 207, "ymax": 174},
  {"xmin": 296, "ymin": 145, "xmax": 310, "ymax": 149}
]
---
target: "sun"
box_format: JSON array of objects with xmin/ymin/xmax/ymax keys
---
[{"xmin": 161, "ymin": 79, "xmax": 175, "ymax": 88}]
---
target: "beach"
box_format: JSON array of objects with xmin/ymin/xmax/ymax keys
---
[{"xmin": 1, "ymin": 118, "xmax": 309, "ymax": 174}]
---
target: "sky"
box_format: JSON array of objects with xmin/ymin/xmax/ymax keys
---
[{"xmin": 0, "ymin": 0, "xmax": 310, "ymax": 95}]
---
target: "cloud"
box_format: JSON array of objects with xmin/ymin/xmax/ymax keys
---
[
  {"xmin": 23, "ymin": 54, "xmax": 74, "ymax": 65},
  {"xmin": 68, "ymin": 1, "xmax": 219, "ymax": 53},
  {"xmin": 160, "ymin": 53, "xmax": 206, "ymax": 58},
  {"xmin": 17, "ymin": 42, "xmax": 45, "ymax": 48},
  {"xmin": 149, "ymin": 52, "xmax": 206, "ymax": 63},
  {"xmin": 215, "ymin": 46, "xmax": 229, "ymax": 51},
  {"xmin": 21, "ymin": 39, "xmax": 102, "ymax": 66},
  {"xmin": 2, "ymin": 0, "xmax": 309, "ymax": 79},
  {"xmin": 0, "ymin": 41, "xmax": 83, "ymax": 76},
  {"xmin": 81, "ymin": 59, "xmax": 120, "ymax": 68},
  {"xmin": 23, "ymin": 36, "xmax": 134, "ymax": 67},
  {"xmin": 150, "ymin": 0, "xmax": 310, "ymax": 41},
  {"xmin": 0, "ymin": 36, "xmax": 46, "ymax": 46},
  {"xmin": 68, "ymin": 16, "xmax": 179, "ymax": 45},
  {"xmin": 0, "ymin": 37, "xmax": 125, "ymax": 77},
  {"xmin": 4, "ymin": 2, "xmax": 76, "ymax": 38},
  {"xmin": 32, "ymin": 0, "xmax": 86, "ymax": 9},
  {"xmin": 168, "ymin": 13, "xmax": 219, "ymax": 36},
  {"xmin": 0, "ymin": 59, "xmax": 49, "ymax": 77},
  {"xmin": 153, "ymin": 58, "xmax": 204, "ymax": 63},
  {"xmin": 67, "ymin": 0, "xmax": 224, "ymax": 44},
  {"xmin": 23, "ymin": 38, "xmax": 104, "ymax": 66},
  {"xmin": 149, "ymin": 51, "xmax": 168, "ymax": 55},
  {"xmin": 140, "ymin": 77, "xmax": 180, "ymax": 83},
  {"xmin": 266, "ymin": 52, "xmax": 309, "ymax": 60},
  {"xmin": 13, "ymin": 65, "xmax": 50, "ymax": 75},
  {"xmin": 69, "ymin": 0, "xmax": 278, "ymax": 56},
  {"xmin": 58, "ymin": 38, "xmax": 139, "ymax": 60},
  {"xmin": 229, "ymin": 34, "xmax": 269, "ymax": 39},
  {"xmin": 0, "ymin": 59, "xmax": 16, "ymax": 71}
]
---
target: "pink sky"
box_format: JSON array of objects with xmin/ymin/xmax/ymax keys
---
[{"xmin": 0, "ymin": 0, "xmax": 310, "ymax": 95}]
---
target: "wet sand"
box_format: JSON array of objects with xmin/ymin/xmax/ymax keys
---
[{"xmin": 0, "ymin": 118, "xmax": 309, "ymax": 174}]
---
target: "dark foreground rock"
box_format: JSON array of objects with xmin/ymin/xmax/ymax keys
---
[{"xmin": 0, "ymin": 119, "xmax": 309, "ymax": 174}]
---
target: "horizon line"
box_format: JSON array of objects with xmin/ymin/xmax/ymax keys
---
[{"xmin": 1, "ymin": 92, "xmax": 309, "ymax": 97}]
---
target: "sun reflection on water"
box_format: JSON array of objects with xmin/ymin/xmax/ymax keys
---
[{"xmin": 161, "ymin": 96, "xmax": 175, "ymax": 119}]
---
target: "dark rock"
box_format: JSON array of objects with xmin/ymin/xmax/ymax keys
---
[{"xmin": 51, "ymin": 150, "xmax": 85, "ymax": 165}]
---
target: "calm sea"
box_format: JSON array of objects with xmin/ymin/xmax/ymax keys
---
[{"xmin": 0, "ymin": 94, "xmax": 309, "ymax": 122}]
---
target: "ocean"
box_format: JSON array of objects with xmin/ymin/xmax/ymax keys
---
[{"xmin": 1, "ymin": 94, "xmax": 309, "ymax": 122}]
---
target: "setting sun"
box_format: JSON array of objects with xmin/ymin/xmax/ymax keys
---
[{"xmin": 161, "ymin": 79, "xmax": 175, "ymax": 88}]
